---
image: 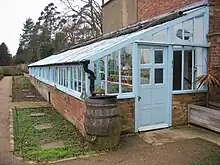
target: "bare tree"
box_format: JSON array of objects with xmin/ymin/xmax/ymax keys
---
[{"xmin": 60, "ymin": 0, "xmax": 102, "ymax": 38}]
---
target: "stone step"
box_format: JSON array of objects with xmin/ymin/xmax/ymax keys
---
[
  {"xmin": 29, "ymin": 113, "xmax": 45, "ymax": 117},
  {"xmin": 34, "ymin": 123, "xmax": 53, "ymax": 130},
  {"xmin": 41, "ymin": 141, "xmax": 65, "ymax": 150}
]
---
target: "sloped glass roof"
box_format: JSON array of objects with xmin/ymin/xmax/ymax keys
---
[
  {"xmin": 29, "ymin": 29, "xmax": 151, "ymax": 67},
  {"xmin": 29, "ymin": 3, "xmax": 207, "ymax": 67}
]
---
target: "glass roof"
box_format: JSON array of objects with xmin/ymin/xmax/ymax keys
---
[
  {"xmin": 29, "ymin": 4, "xmax": 207, "ymax": 67},
  {"xmin": 29, "ymin": 29, "xmax": 151, "ymax": 67}
]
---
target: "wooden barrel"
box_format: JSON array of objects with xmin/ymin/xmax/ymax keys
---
[{"xmin": 84, "ymin": 95, "xmax": 121, "ymax": 149}]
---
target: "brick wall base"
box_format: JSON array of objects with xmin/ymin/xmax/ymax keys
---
[
  {"xmin": 29, "ymin": 76, "xmax": 86, "ymax": 135},
  {"xmin": 172, "ymin": 92, "xmax": 207, "ymax": 126},
  {"xmin": 118, "ymin": 99, "xmax": 135, "ymax": 133},
  {"xmin": 29, "ymin": 76, "xmax": 135, "ymax": 136},
  {"xmin": 30, "ymin": 77, "xmax": 208, "ymax": 133},
  {"xmin": 208, "ymin": 1, "xmax": 220, "ymax": 103}
]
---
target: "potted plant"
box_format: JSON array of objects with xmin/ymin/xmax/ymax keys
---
[
  {"xmin": 196, "ymin": 54, "xmax": 220, "ymax": 103},
  {"xmin": 188, "ymin": 54, "xmax": 220, "ymax": 133}
]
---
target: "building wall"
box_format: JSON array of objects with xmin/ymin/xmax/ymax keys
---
[
  {"xmin": 102, "ymin": 0, "xmax": 204, "ymax": 33},
  {"xmin": 208, "ymin": 0, "xmax": 220, "ymax": 102},
  {"xmin": 29, "ymin": 76, "xmax": 135, "ymax": 135},
  {"xmin": 137, "ymin": 0, "xmax": 202, "ymax": 21},
  {"xmin": 102, "ymin": 0, "xmax": 137, "ymax": 34},
  {"xmin": 118, "ymin": 99, "xmax": 135, "ymax": 133},
  {"xmin": 172, "ymin": 92, "xmax": 207, "ymax": 126}
]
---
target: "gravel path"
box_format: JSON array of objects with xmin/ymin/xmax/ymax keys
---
[{"xmin": 0, "ymin": 77, "xmax": 23, "ymax": 165}]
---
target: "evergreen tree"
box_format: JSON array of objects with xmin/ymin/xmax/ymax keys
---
[
  {"xmin": 0, "ymin": 43, "xmax": 11, "ymax": 66},
  {"xmin": 20, "ymin": 18, "xmax": 35, "ymax": 49}
]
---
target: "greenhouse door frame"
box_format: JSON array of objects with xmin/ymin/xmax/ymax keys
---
[{"xmin": 133, "ymin": 42, "xmax": 173, "ymax": 132}]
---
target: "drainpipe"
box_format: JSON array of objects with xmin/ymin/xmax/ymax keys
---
[{"xmin": 82, "ymin": 60, "xmax": 96, "ymax": 96}]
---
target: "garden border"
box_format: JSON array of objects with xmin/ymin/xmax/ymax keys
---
[
  {"xmin": 9, "ymin": 107, "xmax": 105, "ymax": 164},
  {"xmin": 9, "ymin": 108, "xmax": 14, "ymax": 152}
]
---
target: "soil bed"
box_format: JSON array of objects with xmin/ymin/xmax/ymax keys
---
[
  {"xmin": 13, "ymin": 107, "xmax": 95, "ymax": 162},
  {"xmin": 12, "ymin": 76, "xmax": 45, "ymax": 102}
]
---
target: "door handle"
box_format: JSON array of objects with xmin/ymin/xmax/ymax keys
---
[{"xmin": 138, "ymin": 96, "xmax": 142, "ymax": 101}]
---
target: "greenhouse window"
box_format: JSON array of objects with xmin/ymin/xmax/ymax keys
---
[
  {"xmin": 94, "ymin": 45, "xmax": 133, "ymax": 95},
  {"xmin": 173, "ymin": 46, "xmax": 206, "ymax": 92}
]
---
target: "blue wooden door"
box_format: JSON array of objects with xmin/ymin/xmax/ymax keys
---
[{"xmin": 137, "ymin": 46, "xmax": 170, "ymax": 131}]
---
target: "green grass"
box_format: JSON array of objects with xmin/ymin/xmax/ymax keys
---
[
  {"xmin": 13, "ymin": 107, "xmax": 95, "ymax": 162},
  {"xmin": 190, "ymin": 150, "xmax": 220, "ymax": 165}
]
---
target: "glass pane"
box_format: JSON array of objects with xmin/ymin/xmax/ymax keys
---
[
  {"xmin": 194, "ymin": 16, "xmax": 204, "ymax": 44},
  {"xmin": 74, "ymin": 68, "xmax": 77, "ymax": 90},
  {"xmin": 153, "ymin": 29, "xmax": 167, "ymax": 42},
  {"xmin": 173, "ymin": 50, "xmax": 182, "ymax": 90},
  {"xmin": 155, "ymin": 50, "xmax": 163, "ymax": 64},
  {"xmin": 121, "ymin": 46, "xmax": 132, "ymax": 93},
  {"xmin": 48, "ymin": 68, "xmax": 50, "ymax": 80},
  {"xmin": 195, "ymin": 48, "xmax": 204, "ymax": 89},
  {"xmin": 70, "ymin": 67, "xmax": 73, "ymax": 89},
  {"xmin": 172, "ymin": 23, "xmax": 183, "ymax": 43},
  {"xmin": 78, "ymin": 67, "xmax": 82, "ymax": 92},
  {"xmin": 184, "ymin": 48, "xmax": 193, "ymax": 90},
  {"xmin": 64, "ymin": 68, "xmax": 68, "ymax": 87},
  {"xmin": 107, "ymin": 52, "xmax": 119, "ymax": 94},
  {"xmin": 62, "ymin": 68, "xmax": 64, "ymax": 86},
  {"xmin": 183, "ymin": 19, "xmax": 193, "ymax": 42},
  {"xmin": 59, "ymin": 68, "xmax": 62, "ymax": 85},
  {"xmin": 82, "ymin": 71, "xmax": 85, "ymax": 92},
  {"xmin": 155, "ymin": 69, "xmax": 163, "ymax": 84},
  {"xmin": 140, "ymin": 69, "xmax": 150, "ymax": 84},
  {"xmin": 140, "ymin": 48, "xmax": 150, "ymax": 64},
  {"xmin": 141, "ymin": 35, "xmax": 152, "ymax": 41},
  {"xmin": 94, "ymin": 58, "xmax": 105, "ymax": 94}
]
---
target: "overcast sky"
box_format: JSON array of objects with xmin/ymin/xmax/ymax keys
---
[{"xmin": 0, "ymin": 0, "xmax": 101, "ymax": 55}]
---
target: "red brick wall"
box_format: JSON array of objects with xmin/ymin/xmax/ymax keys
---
[
  {"xmin": 137, "ymin": 0, "xmax": 201, "ymax": 21},
  {"xmin": 208, "ymin": 0, "xmax": 220, "ymax": 102},
  {"xmin": 172, "ymin": 92, "xmax": 207, "ymax": 126},
  {"xmin": 29, "ymin": 76, "xmax": 86, "ymax": 136},
  {"xmin": 118, "ymin": 99, "xmax": 135, "ymax": 133},
  {"xmin": 209, "ymin": 0, "xmax": 220, "ymax": 66},
  {"xmin": 29, "ymin": 76, "xmax": 135, "ymax": 135}
]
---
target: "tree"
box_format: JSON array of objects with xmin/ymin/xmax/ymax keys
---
[
  {"xmin": 38, "ymin": 42, "xmax": 54, "ymax": 59},
  {"xmin": 15, "ymin": 1, "xmax": 102, "ymax": 64},
  {"xmin": 13, "ymin": 46, "xmax": 26, "ymax": 64},
  {"xmin": 38, "ymin": 3, "xmax": 65, "ymax": 40},
  {"xmin": 15, "ymin": 18, "xmax": 37, "ymax": 64},
  {"xmin": 0, "ymin": 43, "xmax": 11, "ymax": 66},
  {"xmin": 53, "ymin": 32, "xmax": 68, "ymax": 52},
  {"xmin": 20, "ymin": 18, "xmax": 35, "ymax": 49},
  {"xmin": 60, "ymin": 0, "xmax": 102, "ymax": 39}
]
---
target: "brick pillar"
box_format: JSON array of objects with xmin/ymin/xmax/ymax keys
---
[{"xmin": 208, "ymin": 0, "xmax": 220, "ymax": 102}]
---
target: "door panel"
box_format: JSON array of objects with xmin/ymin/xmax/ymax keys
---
[{"xmin": 137, "ymin": 46, "xmax": 170, "ymax": 131}]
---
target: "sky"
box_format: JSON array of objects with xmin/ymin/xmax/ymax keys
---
[{"xmin": 0, "ymin": 0, "xmax": 101, "ymax": 55}]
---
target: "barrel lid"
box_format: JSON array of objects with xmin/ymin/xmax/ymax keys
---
[{"xmin": 89, "ymin": 95, "xmax": 117, "ymax": 100}]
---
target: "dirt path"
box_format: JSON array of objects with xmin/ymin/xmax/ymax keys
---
[
  {"xmin": 0, "ymin": 77, "xmax": 22, "ymax": 165},
  {"xmin": 51, "ymin": 137, "xmax": 220, "ymax": 165}
]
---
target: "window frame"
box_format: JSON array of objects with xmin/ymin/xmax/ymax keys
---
[{"xmin": 172, "ymin": 46, "xmax": 207, "ymax": 94}]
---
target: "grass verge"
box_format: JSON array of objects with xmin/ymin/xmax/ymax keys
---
[
  {"xmin": 13, "ymin": 107, "xmax": 95, "ymax": 162},
  {"xmin": 12, "ymin": 75, "xmax": 45, "ymax": 102},
  {"xmin": 13, "ymin": 76, "xmax": 32, "ymax": 91}
]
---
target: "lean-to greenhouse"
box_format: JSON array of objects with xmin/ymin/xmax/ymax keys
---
[{"xmin": 29, "ymin": 4, "xmax": 208, "ymax": 134}]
